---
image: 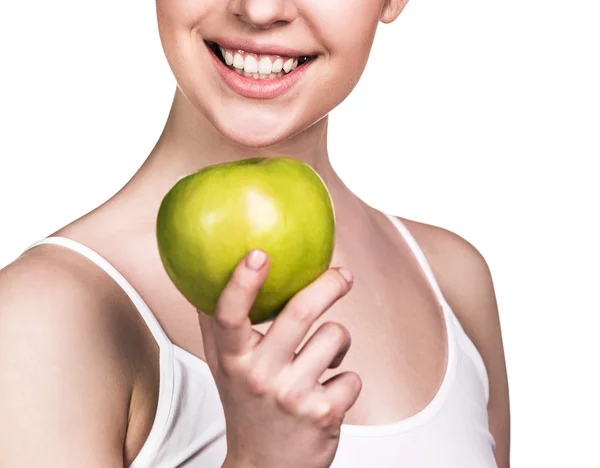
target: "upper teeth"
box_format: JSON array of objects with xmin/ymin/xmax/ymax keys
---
[{"xmin": 219, "ymin": 46, "xmax": 299, "ymax": 75}]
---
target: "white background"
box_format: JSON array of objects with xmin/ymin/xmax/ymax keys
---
[{"xmin": 1, "ymin": 0, "xmax": 598, "ymax": 466}]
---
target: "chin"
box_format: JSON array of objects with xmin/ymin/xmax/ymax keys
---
[{"xmin": 210, "ymin": 109, "xmax": 310, "ymax": 149}]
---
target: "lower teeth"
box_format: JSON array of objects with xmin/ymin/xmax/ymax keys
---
[{"xmin": 232, "ymin": 68, "xmax": 286, "ymax": 79}]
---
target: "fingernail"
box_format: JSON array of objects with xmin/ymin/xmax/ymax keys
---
[
  {"xmin": 246, "ymin": 250, "xmax": 267, "ymax": 271},
  {"xmin": 338, "ymin": 267, "xmax": 354, "ymax": 284}
]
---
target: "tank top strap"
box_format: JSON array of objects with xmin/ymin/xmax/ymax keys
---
[
  {"xmin": 384, "ymin": 214, "xmax": 491, "ymax": 403},
  {"xmin": 384, "ymin": 214, "xmax": 450, "ymax": 309},
  {"xmin": 25, "ymin": 236, "xmax": 173, "ymax": 350}
]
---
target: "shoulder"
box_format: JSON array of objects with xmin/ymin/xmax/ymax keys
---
[
  {"xmin": 0, "ymin": 245, "xmax": 138, "ymax": 464},
  {"xmin": 395, "ymin": 216, "xmax": 511, "ymax": 468},
  {"xmin": 396, "ymin": 217, "xmax": 494, "ymax": 317},
  {"xmin": 0, "ymin": 243, "xmax": 141, "ymax": 360},
  {"xmin": 394, "ymin": 215, "xmax": 499, "ymax": 358}
]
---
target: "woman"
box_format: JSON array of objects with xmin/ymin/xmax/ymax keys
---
[{"xmin": 0, "ymin": 0, "xmax": 510, "ymax": 467}]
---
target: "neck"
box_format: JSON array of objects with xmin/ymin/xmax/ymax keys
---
[
  {"xmin": 131, "ymin": 89, "xmax": 365, "ymax": 208},
  {"xmin": 105, "ymin": 89, "xmax": 376, "ymax": 243}
]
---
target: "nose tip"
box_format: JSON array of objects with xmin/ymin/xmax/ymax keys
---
[{"xmin": 227, "ymin": 0, "xmax": 298, "ymax": 30}]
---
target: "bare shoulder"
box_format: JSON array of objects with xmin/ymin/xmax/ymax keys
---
[
  {"xmin": 0, "ymin": 246, "xmax": 141, "ymax": 466},
  {"xmin": 397, "ymin": 216, "xmax": 511, "ymax": 468},
  {"xmin": 397, "ymin": 217, "xmax": 494, "ymax": 312},
  {"xmin": 0, "ymin": 244, "xmax": 145, "ymax": 367}
]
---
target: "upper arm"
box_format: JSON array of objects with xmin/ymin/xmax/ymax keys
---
[
  {"xmin": 403, "ymin": 219, "xmax": 511, "ymax": 468},
  {"xmin": 0, "ymin": 254, "xmax": 132, "ymax": 467}
]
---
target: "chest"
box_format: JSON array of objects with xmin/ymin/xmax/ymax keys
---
[{"xmin": 306, "ymin": 262, "xmax": 448, "ymax": 425}]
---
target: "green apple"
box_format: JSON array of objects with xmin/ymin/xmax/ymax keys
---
[{"xmin": 156, "ymin": 156, "xmax": 336, "ymax": 324}]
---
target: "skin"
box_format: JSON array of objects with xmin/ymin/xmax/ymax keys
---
[{"xmin": 0, "ymin": 0, "xmax": 510, "ymax": 467}]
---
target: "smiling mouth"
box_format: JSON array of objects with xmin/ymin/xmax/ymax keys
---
[{"xmin": 205, "ymin": 41, "xmax": 316, "ymax": 80}]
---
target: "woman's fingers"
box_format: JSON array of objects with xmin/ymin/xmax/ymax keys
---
[
  {"xmin": 254, "ymin": 268, "xmax": 353, "ymax": 371},
  {"xmin": 287, "ymin": 371, "xmax": 362, "ymax": 431},
  {"xmin": 321, "ymin": 371, "xmax": 363, "ymax": 416},
  {"xmin": 203, "ymin": 250, "xmax": 270, "ymax": 357},
  {"xmin": 198, "ymin": 312, "xmax": 265, "ymax": 368},
  {"xmin": 286, "ymin": 322, "xmax": 352, "ymax": 392}
]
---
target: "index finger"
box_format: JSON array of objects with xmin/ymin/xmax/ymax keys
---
[{"xmin": 209, "ymin": 250, "xmax": 270, "ymax": 356}]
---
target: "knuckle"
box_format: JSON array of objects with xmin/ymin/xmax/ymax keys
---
[
  {"xmin": 276, "ymin": 386, "xmax": 306, "ymax": 412},
  {"xmin": 331, "ymin": 270, "xmax": 351, "ymax": 294},
  {"xmin": 214, "ymin": 312, "xmax": 244, "ymax": 330},
  {"xmin": 286, "ymin": 300, "xmax": 314, "ymax": 324},
  {"xmin": 245, "ymin": 368, "xmax": 271, "ymax": 396},
  {"xmin": 321, "ymin": 322, "xmax": 351, "ymax": 347},
  {"xmin": 216, "ymin": 355, "xmax": 238, "ymax": 378},
  {"xmin": 313, "ymin": 401, "xmax": 339, "ymax": 428}
]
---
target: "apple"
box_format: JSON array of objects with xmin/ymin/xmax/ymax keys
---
[{"xmin": 156, "ymin": 156, "xmax": 336, "ymax": 324}]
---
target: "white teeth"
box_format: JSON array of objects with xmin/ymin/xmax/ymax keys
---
[
  {"xmin": 233, "ymin": 53, "xmax": 244, "ymax": 69},
  {"xmin": 272, "ymin": 58, "xmax": 283, "ymax": 73},
  {"xmin": 217, "ymin": 44, "xmax": 306, "ymax": 79},
  {"xmin": 258, "ymin": 57, "xmax": 273, "ymax": 75},
  {"xmin": 282, "ymin": 58, "xmax": 294, "ymax": 73},
  {"xmin": 218, "ymin": 47, "xmax": 234, "ymax": 66},
  {"xmin": 244, "ymin": 55, "xmax": 258, "ymax": 73}
]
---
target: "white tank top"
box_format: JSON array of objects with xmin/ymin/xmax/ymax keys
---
[{"xmin": 27, "ymin": 214, "xmax": 497, "ymax": 467}]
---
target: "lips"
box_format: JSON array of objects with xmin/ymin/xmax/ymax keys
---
[{"xmin": 204, "ymin": 40, "xmax": 317, "ymax": 99}]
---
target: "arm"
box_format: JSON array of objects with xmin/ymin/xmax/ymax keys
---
[
  {"xmin": 402, "ymin": 219, "xmax": 511, "ymax": 468},
  {"xmin": 0, "ymin": 254, "xmax": 133, "ymax": 467}
]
